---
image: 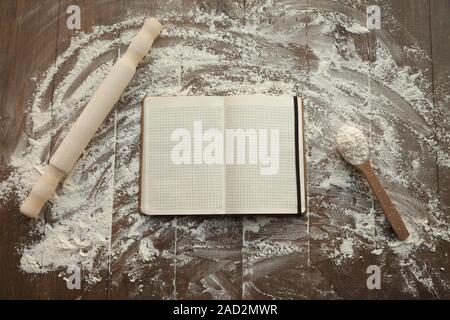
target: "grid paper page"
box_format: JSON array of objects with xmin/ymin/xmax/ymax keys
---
[
  {"xmin": 141, "ymin": 96, "xmax": 225, "ymax": 215},
  {"xmin": 225, "ymin": 96, "xmax": 298, "ymax": 213}
]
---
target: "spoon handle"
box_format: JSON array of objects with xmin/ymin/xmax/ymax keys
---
[{"xmin": 358, "ymin": 162, "xmax": 410, "ymax": 240}]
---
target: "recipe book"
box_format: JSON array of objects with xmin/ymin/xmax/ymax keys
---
[{"xmin": 140, "ymin": 95, "xmax": 306, "ymax": 215}]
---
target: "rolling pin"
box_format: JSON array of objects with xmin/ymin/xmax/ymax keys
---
[{"xmin": 20, "ymin": 18, "xmax": 162, "ymax": 218}]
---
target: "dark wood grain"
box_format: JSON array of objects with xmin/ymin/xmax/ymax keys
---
[
  {"xmin": 367, "ymin": 0, "xmax": 447, "ymax": 298},
  {"xmin": 0, "ymin": 0, "xmax": 59, "ymax": 299},
  {"xmin": 430, "ymin": 0, "xmax": 450, "ymax": 295},
  {"xmin": 431, "ymin": 0, "xmax": 450, "ymax": 213}
]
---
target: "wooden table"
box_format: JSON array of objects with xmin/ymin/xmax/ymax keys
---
[{"xmin": 0, "ymin": 0, "xmax": 449, "ymax": 299}]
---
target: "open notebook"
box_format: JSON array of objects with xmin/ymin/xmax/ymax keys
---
[{"xmin": 140, "ymin": 95, "xmax": 306, "ymax": 215}]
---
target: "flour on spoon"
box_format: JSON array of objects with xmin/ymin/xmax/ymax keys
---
[{"xmin": 336, "ymin": 126, "xmax": 370, "ymax": 166}]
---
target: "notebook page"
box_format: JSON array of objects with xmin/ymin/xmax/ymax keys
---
[
  {"xmin": 224, "ymin": 95, "xmax": 300, "ymax": 214},
  {"xmin": 141, "ymin": 96, "xmax": 225, "ymax": 215}
]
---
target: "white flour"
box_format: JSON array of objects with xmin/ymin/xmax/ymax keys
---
[
  {"xmin": 0, "ymin": 3, "xmax": 449, "ymax": 295},
  {"xmin": 336, "ymin": 126, "xmax": 369, "ymax": 166}
]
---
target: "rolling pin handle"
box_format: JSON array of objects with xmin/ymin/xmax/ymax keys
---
[
  {"xmin": 126, "ymin": 18, "xmax": 162, "ymax": 64},
  {"xmin": 20, "ymin": 165, "xmax": 65, "ymax": 219}
]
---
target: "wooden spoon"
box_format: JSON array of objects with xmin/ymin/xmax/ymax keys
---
[{"xmin": 336, "ymin": 126, "xmax": 410, "ymax": 241}]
